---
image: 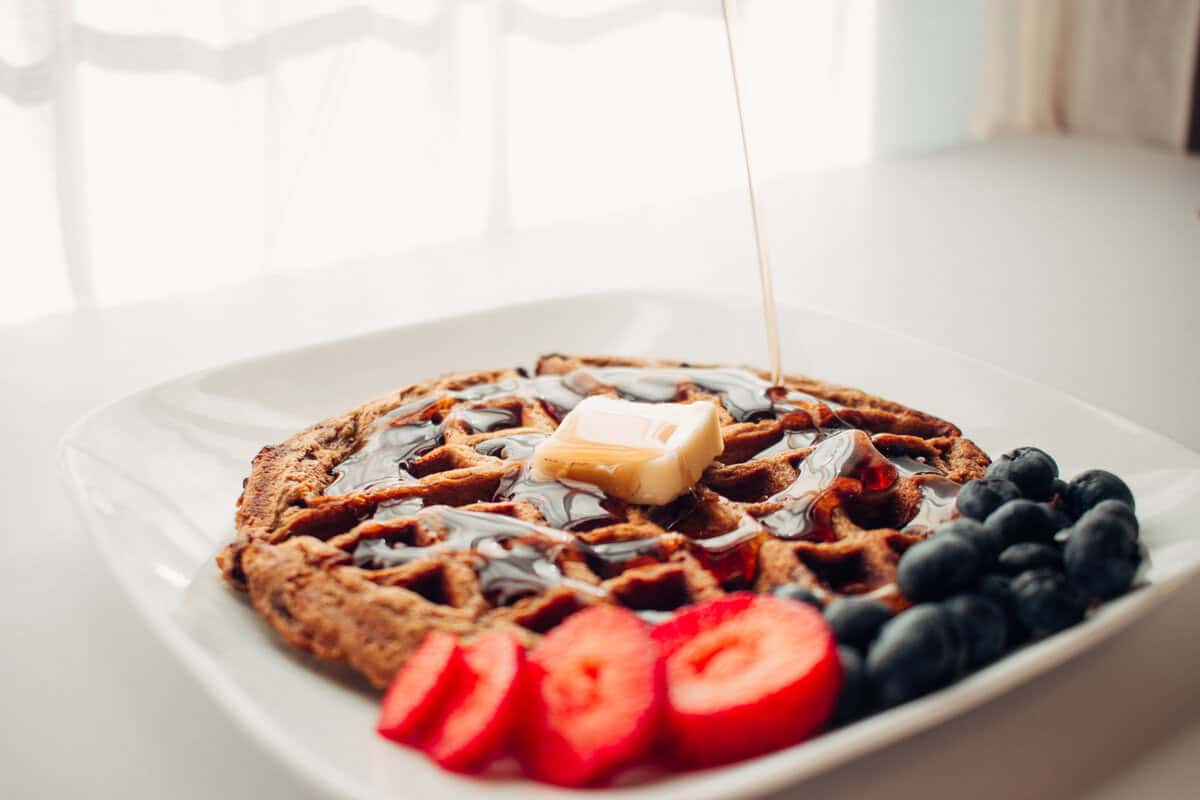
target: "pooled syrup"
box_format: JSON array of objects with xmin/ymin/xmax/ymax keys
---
[
  {"xmin": 495, "ymin": 465, "xmax": 617, "ymax": 530},
  {"xmin": 454, "ymin": 406, "xmax": 519, "ymax": 434},
  {"xmin": 688, "ymin": 511, "xmax": 765, "ymax": 586},
  {"xmin": 753, "ymin": 428, "xmax": 819, "ymax": 458},
  {"xmin": 372, "ymin": 497, "xmax": 425, "ymax": 521},
  {"xmin": 473, "ymin": 538, "xmax": 568, "ymax": 606},
  {"xmin": 583, "ymin": 536, "xmax": 671, "ymax": 577},
  {"xmin": 902, "ymin": 477, "xmax": 961, "ymax": 533},
  {"xmin": 886, "ymin": 455, "xmax": 944, "ymax": 477},
  {"xmin": 759, "ymin": 430, "xmax": 898, "ymax": 539},
  {"xmin": 568, "ymin": 367, "xmax": 782, "ymax": 423},
  {"xmin": 527, "ymin": 375, "xmax": 586, "ymax": 420},
  {"xmin": 325, "ymin": 420, "xmax": 443, "ymax": 495},
  {"xmin": 474, "ymin": 433, "xmax": 548, "ymax": 461},
  {"xmin": 353, "ymin": 505, "xmax": 650, "ymax": 603}
]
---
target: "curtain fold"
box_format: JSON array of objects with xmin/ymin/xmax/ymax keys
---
[{"xmin": 976, "ymin": 0, "xmax": 1200, "ymax": 149}]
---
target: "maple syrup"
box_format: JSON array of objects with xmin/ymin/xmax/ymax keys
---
[
  {"xmin": 758, "ymin": 430, "xmax": 898, "ymax": 538},
  {"xmin": 581, "ymin": 536, "xmax": 671, "ymax": 578},
  {"xmin": 453, "ymin": 379, "xmax": 522, "ymax": 401},
  {"xmin": 573, "ymin": 367, "xmax": 778, "ymax": 423},
  {"xmin": 351, "ymin": 504, "xmax": 619, "ymax": 604},
  {"xmin": 527, "ymin": 375, "xmax": 586, "ymax": 420},
  {"xmin": 495, "ymin": 465, "xmax": 617, "ymax": 530},
  {"xmin": 372, "ymin": 497, "xmax": 425, "ymax": 521},
  {"xmin": 721, "ymin": 0, "xmax": 781, "ymax": 385},
  {"xmin": 886, "ymin": 455, "xmax": 944, "ymax": 477},
  {"xmin": 563, "ymin": 369, "xmax": 679, "ymax": 404},
  {"xmin": 325, "ymin": 420, "xmax": 443, "ymax": 495},
  {"xmin": 353, "ymin": 537, "xmax": 425, "ymax": 569},
  {"xmin": 454, "ymin": 376, "xmax": 584, "ymax": 421},
  {"xmin": 472, "ymin": 537, "xmax": 566, "ymax": 606},
  {"xmin": 475, "ymin": 433, "xmax": 547, "ymax": 461},
  {"xmin": 901, "ymin": 477, "xmax": 961, "ymax": 533},
  {"xmin": 687, "ymin": 511, "xmax": 764, "ymax": 586},
  {"xmin": 752, "ymin": 428, "xmax": 819, "ymax": 458},
  {"xmin": 454, "ymin": 406, "xmax": 519, "ymax": 434}
]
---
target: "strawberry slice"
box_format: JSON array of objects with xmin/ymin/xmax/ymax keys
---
[
  {"xmin": 519, "ymin": 605, "xmax": 664, "ymax": 786},
  {"xmin": 377, "ymin": 631, "xmax": 464, "ymax": 745},
  {"xmin": 419, "ymin": 632, "xmax": 525, "ymax": 771},
  {"xmin": 651, "ymin": 593, "xmax": 841, "ymax": 766}
]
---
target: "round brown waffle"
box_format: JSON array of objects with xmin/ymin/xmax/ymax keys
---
[{"xmin": 218, "ymin": 354, "xmax": 989, "ymax": 688}]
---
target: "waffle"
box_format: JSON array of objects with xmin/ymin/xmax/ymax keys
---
[{"xmin": 219, "ymin": 354, "xmax": 989, "ymax": 688}]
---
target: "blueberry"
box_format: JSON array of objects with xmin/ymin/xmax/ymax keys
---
[
  {"xmin": 1015, "ymin": 446, "xmax": 1059, "ymax": 476},
  {"xmin": 1052, "ymin": 478, "xmax": 1069, "ymax": 500},
  {"xmin": 1049, "ymin": 505, "xmax": 1074, "ymax": 531},
  {"xmin": 984, "ymin": 458, "xmax": 1012, "ymax": 482},
  {"xmin": 897, "ymin": 534, "xmax": 983, "ymax": 602},
  {"xmin": 1057, "ymin": 499, "xmax": 1139, "ymax": 545},
  {"xmin": 943, "ymin": 593, "xmax": 1009, "ymax": 668},
  {"xmin": 936, "ymin": 517, "xmax": 1006, "ymax": 563},
  {"xmin": 866, "ymin": 604, "xmax": 964, "ymax": 707},
  {"xmin": 956, "ymin": 478, "xmax": 1021, "ymax": 521},
  {"xmin": 986, "ymin": 447, "xmax": 1059, "ymax": 501},
  {"xmin": 833, "ymin": 646, "xmax": 869, "ymax": 723},
  {"xmin": 1085, "ymin": 499, "xmax": 1139, "ymax": 536},
  {"xmin": 823, "ymin": 597, "xmax": 893, "ymax": 651},
  {"xmin": 977, "ymin": 573, "xmax": 1028, "ymax": 644},
  {"xmin": 771, "ymin": 583, "xmax": 825, "ymax": 609},
  {"xmin": 1010, "ymin": 569, "xmax": 1087, "ymax": 637},
  {"xmin": 1064, "ymin": 470, "xmax": 1135, "ymax": 519},
  {"xmin": 997, "ymin": 542, "xmax": 1064, "ymax": 575},
  {"xmin": 985, "ymin": 499, "xmax": 1062, "ymax": 546},
  {"xmin": 1063, "ymin": 509, "xmax": 1142, "ymax": 600}
]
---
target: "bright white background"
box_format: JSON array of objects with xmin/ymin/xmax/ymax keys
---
[{"xmin": 1, "ymin": 0, "xmax": 985, "ymax": 326}]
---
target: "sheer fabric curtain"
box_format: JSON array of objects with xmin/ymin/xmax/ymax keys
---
[
  {"xmin": 2, "ymin": 0, "xmax": 887, "ymax": 326},
  {"xmin": 976, "ymin": 0, "xmax": 1200, "ymax": 148}
]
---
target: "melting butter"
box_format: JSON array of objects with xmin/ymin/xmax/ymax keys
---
[{"xmin": 531, "ymin": 396, "xmax": 724, "ymax": 505}]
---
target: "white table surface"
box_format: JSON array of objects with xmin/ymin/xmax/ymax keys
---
[{"xmin": 3, "ymin": 135, "xmax": 1200, "ymax": 799}]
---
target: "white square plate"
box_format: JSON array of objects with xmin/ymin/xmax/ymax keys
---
[{"xmin": 61, "ymin": 291, "xmax": 1200, "ymax": 800}]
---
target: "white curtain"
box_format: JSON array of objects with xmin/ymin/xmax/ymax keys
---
[
  {"xmin": 3, "ymin": 1, "xmax": 993, "ymax": 327},
  {"xmin": 976, "ymin": 0, "xmax": 1200, "ymax": 148}
]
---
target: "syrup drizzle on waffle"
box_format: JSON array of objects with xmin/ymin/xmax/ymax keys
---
[
  {"xmin": 759, "ymin": 430, "xmax": 897, "ymax": 539},
  {"xmin": 326, "ymin": 366, "xmax": 851, "ymax": 498},
  {"xmin": 225, "ymin": 356, "xmax": 989, "ymax": 688},
  {"xmin": 325, "ymin": 366, "xmax": 963, "ymax": 604}
]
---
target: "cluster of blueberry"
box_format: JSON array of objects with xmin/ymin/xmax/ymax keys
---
[{"xmin": 774, "ymin": 446, "xmax": 1141, "ymax": 719}]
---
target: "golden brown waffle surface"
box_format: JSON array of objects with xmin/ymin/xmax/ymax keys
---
[{"xmin": 219, "ymin": 354, "xmax": 989, "ymax": 688}]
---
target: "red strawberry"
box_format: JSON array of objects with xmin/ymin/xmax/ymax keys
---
[
  {"xmin": 651, "ymin": 593, "xmax": 841, "ymax": 766},
  {"xmin": 519, "ymin": 605, "xmax": 664, "ymax": 786},
  {"xmin": 420, "ymin": 631, "xmax": 525, "ymax": 771},
  {"xmin": 377, "ymin": 631, "xmax": 463, "ymax": 744}
]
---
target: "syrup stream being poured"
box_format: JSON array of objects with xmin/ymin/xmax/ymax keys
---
[{"xmin": 721, "ymin": 0, "xmax": 782, "ymax": 385}]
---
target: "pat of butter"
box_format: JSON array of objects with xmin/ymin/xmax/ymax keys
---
[{"xmin": 532, "ymin": 396, "xmax": 724, "ymax": 505}]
